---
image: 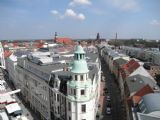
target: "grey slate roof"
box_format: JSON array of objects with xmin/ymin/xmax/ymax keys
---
[
  {"xmin": 126, "ymin": 74, "xmax": 157, "ymax": 96},
  {"xmin": 137, "ymin": 112, "xmax": 160, "ymax": 120},
  {"xmin": 113, "ymin": 58, "xmax": 128, "ymax": 67},
  {"xmin": 17, "ymin": 50, "xmax": 99, "ymax": 82},
  {"xmin": 141, "ymin": 93, "xmax": 160, "ymax": 113}
]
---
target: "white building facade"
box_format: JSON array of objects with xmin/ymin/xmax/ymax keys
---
[{"xmin": 0, "ymin": 42, "xmax": 5, "ymax": 69}]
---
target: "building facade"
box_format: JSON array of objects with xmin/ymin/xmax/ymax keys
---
[{"xmin": 11, "ymin": 45, "xmax": 101, "ymax": 120}]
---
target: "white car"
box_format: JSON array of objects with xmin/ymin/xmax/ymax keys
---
[
  {"xmin": 106, "ymin": 95, "xmax": 111, "ymax": 101},
  {"xmin": 106, "ymin": 107, "xmax": 111, "ymax": 115}
]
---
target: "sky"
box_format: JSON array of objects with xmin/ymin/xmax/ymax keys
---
[{"xmin": 0, "ymin": 0, "xmax": 160, "ymax": 40}]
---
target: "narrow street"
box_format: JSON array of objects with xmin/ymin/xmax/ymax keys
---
[
  {"xmin": 100, "ymin": 57, "xmax": 126, "ymax": 120},
  {"xmin": 0, "ymin": 67, "xmax": 37, "ymax": 120}
]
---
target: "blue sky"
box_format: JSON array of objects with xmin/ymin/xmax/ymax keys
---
[{"xmin": 0, "ymin": 0, "xmax": 160, "ymax": 40}]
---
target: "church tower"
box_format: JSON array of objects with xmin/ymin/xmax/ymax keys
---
[
  {"xmin": 54, "ymin": 32, "xmax": 57, "ymax": 43},
  {"xmin": 96, "ymin": 32, "xmax": 101, "ymax": 44}
]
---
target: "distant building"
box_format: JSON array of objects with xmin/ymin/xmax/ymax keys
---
[{"xmin": 55, "ymin": 37, "xmax": 74, "ymax": 45}]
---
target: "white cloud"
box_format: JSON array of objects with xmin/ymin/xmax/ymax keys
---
[
  {"xmin": 77, "ymin": 13, "xmax": 85, "ymax": 20},
  {"xmin": 51, "ymin": 9, "xmax": 85, "ymax": 21},
  {"xmin": 69, "ymin": 0, "xmax": 91, "ymax": 6},
  {"xmin": 65, "ymin": 9, "xmax": 77, "ymax": 17},
  {"xmin": 51, "ymin": 10, "xmax": 64, "ymax": 19},
  {"xmin": 51, "ymin": 10, "xmax": 59, "ymax": 15},
  {"xmin": 106, "ymin": 0, "xmax": 139, "ymax": 11},
  {"xmin": 150, "ymin": 19, "xmax": 160, "ymax": 26}
]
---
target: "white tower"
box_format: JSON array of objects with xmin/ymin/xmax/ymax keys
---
[{"xmin": 67, "ymin": 45, "xmax": 97, "ymax": 120}]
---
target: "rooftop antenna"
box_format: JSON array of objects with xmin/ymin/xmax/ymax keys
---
[{"xmin": 115, "ymin": 32, "xmax": 117, "ymax": 49}]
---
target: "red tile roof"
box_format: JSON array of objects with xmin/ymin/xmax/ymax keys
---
[
  {"xmin": 55, "ymin": 38, "xmax": 74, "ymax": 45},
  {"xmin": 134, "ymin": 84, "xmax": 154, "ymax": 97},
  {"xmin": 35, "ymin": 43, "xmax": 44, "ymax": 48},
  {"xmin": 4, "ymin": 51, "xmax": 12, "ymax": 58},
  {"xmin": 120, "ymin": 59, "xmax": 140, "ymax": 79},
  {"xmin": 131, "ymin": 84, "xmax": 154, "ymax": 105},
  {"xmin": 13, "ymin": 42, "xmax": 18, "ymax": 47}
]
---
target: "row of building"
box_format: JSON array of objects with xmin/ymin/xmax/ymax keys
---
[
  {"xmin": 97, "ymin": 44, "xmax": 160, "ymax": 120},
  {"xmin": 2, "ymin": 41, "xmax": 101, "ymax": 120},
  {"xmin": 121, "ymin": 46, "xmax": 160, "ymax": 65}
]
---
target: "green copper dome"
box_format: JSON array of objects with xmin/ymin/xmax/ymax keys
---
[
  {"xmin": 71, "ymin": 45, "xmax": 89, "ymax": 73},
  {"xmin": 74, "ymin": 45, "xmax": 85, "ymax": 54},
  {"xmin": 71, "ymin": 60, "xmax": 89, "ymax": 73}
]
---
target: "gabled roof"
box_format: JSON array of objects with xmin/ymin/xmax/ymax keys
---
[
  {"xmin": 134, "ymin": 84, "xmax": 154, "ymax": 97},
  {"xmin": 132, "ymin": 85, "xmax": 154, "ymax": 105},
  {"xmin": 129, "ymin": 66, "xmax": 154, "ymax": 80},
  {"xmin": 126, "ymin": 74, "xmax": 158, "ymax": 96},
  {"xmin": 120, "ymin": 59, "xmax": 140, "ymax": 79}
]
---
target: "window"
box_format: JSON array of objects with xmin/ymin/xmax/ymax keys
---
[
  {"xmin": 80, "ymin": 54, "xmax": 82, "ymax": 59},
  {"xmin": 75, "ymin": 75, "xmax": 78, "ymax": 80},
  {"xmin": 80, "ymin": 54, "xmax": 84, "ymax": 59},
  {"xmin": 74, "ymin": 89, "xmax": 76, "ymax": 96},
  {"xmin": 81, "ymin": 104, "xmax": 86, "ymax": 112},
  {"xmin": 75, "ymin": 54, "xmax": 78, "ymax": 60},
  {"xmin": 57, "ymin": 94, "xmax": 59, "ymax": 101},
  {"xmin": 58, "ymin": 106, "xmax": 60, "ymax": 114},
  {"xmin": 80, "ymin": 75, "xmax": 83, "ymax": 81},
  {"xmin": 68, "ymin": 102, "xmax": 71, "ymax": 111},
  {"xmin": 81, "ymin": 90, "xmax": 85, "ymax": 95},
  {"xmin": 54, "ymin": 93, "xmax": 56, "ymax": 100},
  {"xmin": 70, "ymin": 88, "xmax": 72, "ymax": 95}
]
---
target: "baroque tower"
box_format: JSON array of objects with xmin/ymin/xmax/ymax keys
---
[{"xmin": 67, "ymin": 45, "xmax": 97, "ymax": 120}]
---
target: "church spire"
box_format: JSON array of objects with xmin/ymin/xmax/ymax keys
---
[
  {"xmin": 96, "ymin": 32, "xmax": 100, "ymax": 40},
  {"xmin": 54, "ymin": 32, "xmax": 57, "ymax": 43}
]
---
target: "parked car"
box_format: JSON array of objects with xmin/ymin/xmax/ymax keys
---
[
  {"xmin": 106, "ymin": 95, "xmax": 111, "ymax": 101},
  {"xmin": 106, "ymin": 107, "xmax": 111, "ymax": 115},
  {"xmin": 103, "ymin": 88, "xmax": 108, "ymax": 94},
  {"xmin": 106, "ymin": 102, "xmax": 111, "ymax": 107}
]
